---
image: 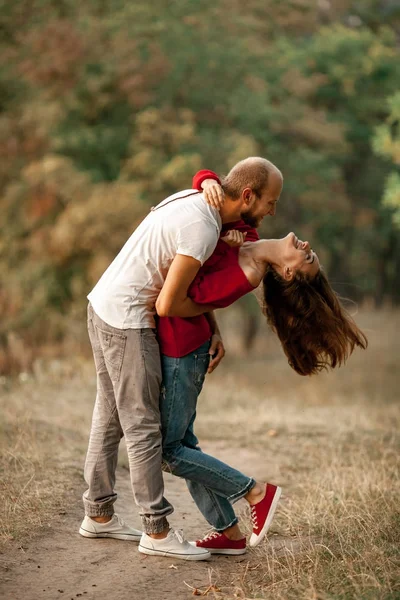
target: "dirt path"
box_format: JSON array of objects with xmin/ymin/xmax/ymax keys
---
[{"xmin": 0, "ymin": 442, "xmax": 288, "ymax": 600}]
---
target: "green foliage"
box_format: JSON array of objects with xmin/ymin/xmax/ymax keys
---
[
  {"xmin": 382, "ymin": 173, "xmax": 400, "ymax": 224},
  {"xmin": 373, "ymin": 92, "xmax": 400, "ymax": 226},
  {"xmin": 1, "ymin": 0, "xmax": 400, "ymax": 370}
]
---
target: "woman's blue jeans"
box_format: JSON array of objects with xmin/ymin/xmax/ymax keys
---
[{"xmin": 160, "ymin": 340, "xmax": 255, "ymax": 531}]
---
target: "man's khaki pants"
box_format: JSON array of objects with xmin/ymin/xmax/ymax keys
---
[{"xmin": 83, "ymin": 303, "xmax": 173, "ymax": 533}]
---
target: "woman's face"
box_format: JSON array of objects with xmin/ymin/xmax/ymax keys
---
[{"xmin": 279, "ymin": 232, "xmax": 320, "ymax": 280}]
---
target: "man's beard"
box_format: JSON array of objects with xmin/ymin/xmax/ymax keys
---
[{"xmin": 241, "ymin": 211, "xmax": 260, "ymax": 228}]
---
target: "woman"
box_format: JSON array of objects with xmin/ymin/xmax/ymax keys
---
[{"xmin": 157, "ymin": 204, "xmax": 367, "ymax": 554}]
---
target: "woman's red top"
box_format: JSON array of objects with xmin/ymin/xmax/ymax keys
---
[{"xmin": 157, "ymin": 171, "xmax": 258, "ymax": 357}]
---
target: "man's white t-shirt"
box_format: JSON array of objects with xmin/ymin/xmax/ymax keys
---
[{"xmin": 87, "ymin": 190, "xmax": 221, "ymax": 329}]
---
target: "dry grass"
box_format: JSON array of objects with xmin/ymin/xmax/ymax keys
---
[
  {"xmin": 193, "ymin": 309, "xmax": 400, "ymax": 599},
  {"xmin": 0, "ymin": 308, "xmax": 399, "ymax": 598},
  {"xmin": 225, "ymin": 436, "xmax": 399, "ymax": 600},
  {"xmin": 0, "ymin": 359, "xmax": 94, "ymax": 543}
]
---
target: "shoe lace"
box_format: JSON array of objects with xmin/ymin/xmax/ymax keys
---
[
  {"xmin": 116, "ymin": 515, "xmax": 126, "ymax": 528},
  {"xmin": 250, "ymin": 505, "xmax": 258, "ymax": 529},
  {"xmin": 202, "ymin": 531, "xmax": 221, "ymax": 543},
  {"xmin": 173, "ymin": 529, "xmax": 186, "ymax": 544}
]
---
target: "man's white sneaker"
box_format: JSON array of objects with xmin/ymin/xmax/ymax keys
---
[
  {"xmin": 138, "ymin": 529, "xmax": 211, "ymax": 561},
  {"xmin": 79, "ymin": 514, "xmax": 142, "ymax": 541}
]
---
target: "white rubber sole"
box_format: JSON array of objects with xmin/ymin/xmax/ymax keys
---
[
  {"xmin": 138, "ymin": 544, "xmax": 211, "ymax": 561},
  {"xmin": 208, "ymin": 548, "xmax": 246, "ymax": 555},
  {"xmin": 79, "ymin": 527, "xmax": 141, "ymax": 542},
  {"xmin": 189, "ymin": 541, "xmax": 246, "ymax": 555},
  {"xmin": 249, "ymin": 485, "xmax": 282, "ymax": 548}
]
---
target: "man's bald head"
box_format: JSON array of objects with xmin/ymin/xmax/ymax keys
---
[
  {"xmin": 218, "ymin": 157, "xmax": 283, "ymax": 227},
  {"xmin": 221, "ymin": 157, "xmax": 282, "ymax": 200}
]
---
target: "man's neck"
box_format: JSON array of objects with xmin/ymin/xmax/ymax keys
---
[{"xmin": 219, "ymin": 196, "xmax": 242, "ymax": 224}]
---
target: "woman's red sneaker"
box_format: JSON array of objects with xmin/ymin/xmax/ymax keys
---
[
  {"xmin": 193, "ymin": 531, "xmax": 246, "ymax": 555},
  {"xmin": 249, "ymin": 484, "xmax": 282, "ymax": 547}
]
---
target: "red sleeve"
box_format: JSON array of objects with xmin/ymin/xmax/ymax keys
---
[
  {"xmin": 188, "ymin": 264, "xmax": 253, "ymax": 308},
  {"xmin": 192, "ymin": 170, "xmax": 221, "ymax": 190},
  {"xmin": 188, "ymin": 244, "xmax": 254, "ymax": 308}
]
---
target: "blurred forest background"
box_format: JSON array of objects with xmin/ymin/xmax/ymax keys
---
[{"xmin": 1, "ymin": 0, "xmax": 400, "ymax": 374}]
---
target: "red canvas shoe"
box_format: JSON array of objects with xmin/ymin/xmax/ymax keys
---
[
  {"xmin": 192, "ymin": 532, "xmax": 246, "ymax": 555},
  {"xmin": 249, "ymin": 484, "xmax": 282, "ymax": 547}
]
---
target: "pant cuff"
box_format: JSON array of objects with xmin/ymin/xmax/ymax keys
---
[
  {"xmin": 84, "ymin": 505, "xmax": 114, "ymax": 517},
  {"xmin": 214, "ymin": 516, "xmax": 239, "ymax": 533},
  {"xmin": 141, "ymin": 515, "xmax": 169, "ymax": 534},
  {"xmin": 228, "ymin": 477, "xmax": 256, "ymax": 504},
  {"xmin": 83, "ymin": 495, "xmax": 116, "ymax": 517}
]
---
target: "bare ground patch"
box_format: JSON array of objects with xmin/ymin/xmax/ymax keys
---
[{"xmin": 1, "ymin": 310, "xmax": 399, "ymax": 599}]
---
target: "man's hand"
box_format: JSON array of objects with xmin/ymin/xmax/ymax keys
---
[
  {"xmin": 221, "ymin": 230, "xmax": 247, "ymax": 247},
  {"xmin": 208, "ymin": 333, "xmax": 225, "ymax": 374},
  {"xmin": 201, "ymin": 179, "xmax": 225, "ymax": 210}
]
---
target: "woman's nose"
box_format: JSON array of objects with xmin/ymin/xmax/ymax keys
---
[{"xmin": 302, "ymin": 241, "xmax": 310, "ymax": 251}]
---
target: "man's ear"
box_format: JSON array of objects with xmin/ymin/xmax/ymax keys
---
[
  {"xmin": 242, "ymin": 187, "xmax": 254, "ymax": 207},
  {"xmin": 283, "ymin": 266, "xmax": 294, "ymax": 281}
]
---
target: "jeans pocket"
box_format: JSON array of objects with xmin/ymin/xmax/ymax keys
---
[
  {"xmin": 194, "ymin": 353, "xmax": 210, "ymax": 394},
  {"xmin": 87, "ymin": 317, "xmax": 106, "ymax": 374},
  {"xmin": 94, "ymin": 324, "xmax": 126, "ymax": 384}
]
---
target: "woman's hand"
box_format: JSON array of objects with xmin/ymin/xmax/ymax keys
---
[
  {"xmin": 208, "ymin": 333, "xmax": 225, "ymax": 373},
  {"xmin": 221, "ymin": 230, "xmax": 247, "ymax": 247},
  {"xmin": 201, "ymin": 179, "xmax": 225, "ymax": 210}
]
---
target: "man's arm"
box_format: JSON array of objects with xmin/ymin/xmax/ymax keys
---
[{"xmin": 155, "ymin": 254, "xmax": 215, "ymax": 318}]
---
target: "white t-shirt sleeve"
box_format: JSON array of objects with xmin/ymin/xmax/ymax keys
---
[{"xmin": 176, "ymin": 220, "xmax": 219, "ymax": 265}]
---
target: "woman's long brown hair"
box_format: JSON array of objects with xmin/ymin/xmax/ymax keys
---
[{"xmin": 262, "ymin": 267, "xmax": 368, "ymax": 376}]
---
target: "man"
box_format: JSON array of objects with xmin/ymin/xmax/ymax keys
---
[{"xmin": 79, "ymin": 156, "xmax": 283, "ymax": 560}]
